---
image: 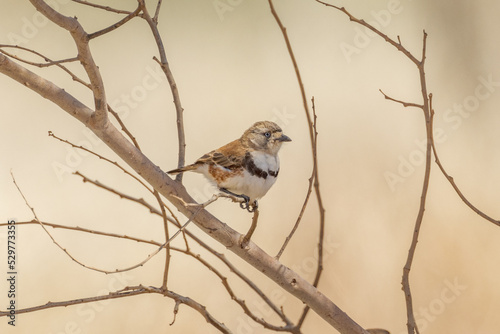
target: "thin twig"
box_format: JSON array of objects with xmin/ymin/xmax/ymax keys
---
[
  {"xmin": 0, "ymin": 286, "xmax": 153, "ymax": 316},
  {"xmin": 139, "ymin": 0, "xmax": 186, "ymax": 181},
  {"xmin": 11, "ymin": 171, "xmax": 144, "ymax": 274},
  {"xmin": 153, "ymin": 0, "xmax": 163, "ymax": 23},
  {"xmin": 296, "ymin": 97, "xmax": 325, "ymax": 327},
  {"xmin": 180, "ymin": 249, "xmax": 296, "ymax": 332},
  {"xmin": 379, "ymin": 89, "xmax": 423, "ymax": 109},
  {"xmin": 0, "ymin": 47, "xmax": 78, "ymax": 67},
  {"xmin": 241, "ymin": 208, "xmax": 259, "ymax": 248},
  {"xmin": 73, "ymin": 171, "xmax": 188, "ymax": 249},
  {"xmin": 11, "ymin": 172, "xmax": 203, "ymax": 275},
  {"xmin": 276, "ymin": 98, "xmax": 317, "ymax": 260},
  {"xmin": 3, "ymin": 218, "xmax": 291, "ymax": 328},
  {"xmin": 105, "ymin": 101, "xmax": 185, "ymax": 273},
  {"xmin": 108, "ymin": 104, "xmax": 142, "ymax": 149},
  {"xmin": 268, "ymin": 2, "xmax": 326, "ymax": 328},
  {"xmin": 30, "ymin": 0, "xmax": 108, "ymax": 124},
  {"xmin": 400, "ymin": 31, "xmax": 430, "ymax": 334},
  {"xmin": 63, "ymin": 174, "xmax": 291, "ymax": 323},
  {"xmin": 0, "ymin": 220, "xmax": 160, "ymax": 246},
  {"xmin": 0, "ymin": 285, "xmax": 231, "ymax": 333},
  {"xmin": 73, "ymin": 171, "xmax": 165, "ymax": 216},
  {"xmin": 0, "ymin": 45, "xmax": 89, "ymax": 87},
  {"xmin": 429, "ymin": 95, "xmax": 500, "ymax": 227},
  {"xmin": 71, "ymin": 0, "xmax": 133, "ymax": 14},
  {"xmin": 88, "ymin": 4, "xmax": 142, "ymax": 39},
  {"xmin": 315, "ymin": 3, "xmax": 432, "ymax": 333},
  {"xmin": 49, "ymin": 131, "xmax": 154, "ymax": 193},
  {"xmin": 314, "ymin": 1, "xmax": 420, "ymax": 65}
]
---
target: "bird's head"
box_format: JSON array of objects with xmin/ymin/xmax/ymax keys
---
[{"xmin": 241, "ymin": 121, "xmax": 291, "ymax": 155}]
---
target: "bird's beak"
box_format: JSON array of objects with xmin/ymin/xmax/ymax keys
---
[{"xmin": 278, "ymin": 134, "xmax": 292, "ymax": 142}]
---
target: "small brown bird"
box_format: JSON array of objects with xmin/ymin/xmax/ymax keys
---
[{"xmin": 168, "ymin": 121, "xmax": 291, "ymax": 212}]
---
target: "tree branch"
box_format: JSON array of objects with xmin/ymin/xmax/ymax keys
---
[
  {"xmin": 314, "ymin": 1, "xmax": 420, "ymax": 65},
  {"xmin": 314, "ymin": 4, "xmax": 432, "ymax": 333},
  {"xmin": 29, "ymin": 0, "xmax": 108, "ymax": 125},
  {"xmin": 71, "ymin": 0, "xmax": 133, "ymax": 14},
  {"xmin": 139, "ymin": 0, "xmax": 186, "ymax": 180},
  {"xmin": 0, "ymin": 285, "xmax": 231, "ymax": 333},
  {"xmin": 268, "ymin": 2, "xmax": 327, "ymax": 329},
  {"xmin": 428, "ymin": 95, "xmax": 500, "ymax": 227},
  {"xmin": 0, "ymin": 51, "xmax": 366, "ymax": 333},
  {"xmin": 379, "ymin": 89, "xmax": 423, "ymax": 109},
  {"xmin": 88, "ymin": 4, "xmax": 142, "ymax": 40}
]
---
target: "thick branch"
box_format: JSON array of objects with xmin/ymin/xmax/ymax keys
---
[{"xmin": 0, "ymin": 53, "xmax": 365, "ymax": 333}]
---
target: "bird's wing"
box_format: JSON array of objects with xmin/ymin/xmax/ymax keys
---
[{"xmin": 195, "ymin": 139, "xmax": 245, "ymax": 170}]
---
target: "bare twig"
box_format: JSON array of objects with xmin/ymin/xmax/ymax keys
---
[
  {"xmin": 157, "ymin": 189, "xmax": 171, "ymax": 290},
  {"xmin": 268, "ymin": 0, "xmax": 325, "ymax": 268},
  {"xmin": 139, "ymin": 0, "xmax": 186, "ymax": 180},
  {"xmin": 379, "ymin": 89, "xmax": 423, "ymax": 109},
  {"xmin": 315, "ymin": 1, "xmax": 420, "ymax": 65},
  {"xmin": 210, "ymin": 252, "xmax": 292, "ymax": 327},
  {"xmin": 241, "ymin": 208, "xmax": 259, "ymax": 248},
  {"xmin": 170, "ymin": 300, "xmax": 181, "ymax": 326},
  {"xmin": 179, "ymin": 249, "xmax": 296, "ymax": 332},
  {"xmin": 268, "ymin": 2, "xmax": 327, "ymax": 328},
  {"xmin": 296, "ymin": 97, "xmax": 326, "ymax": 327},
  {"xmin": 71, "ymin": 0, "xmax": 133, "ymax": 14},
  {"xmin": 314, "ymin": 3, "xmax": 433, "ymax": 333},
  {"xmin": 0, "ymin": 47, "xmax": 78, "ymax": 67},
  {"xmin": 12, "ymin": 171, "xmax": 204, "ymax": 275},
  {"xmin": 153, "ymin": 0, "xmax": 163, "ymax": 23},
  {"xmin": 276, "ymin": 97, "xmax": 317, "ymax": 259},
  {"xmin": 49, "ymin": 131, "xmax": 154, "ymax": 193},
  {"xmin": 400, "ymin": 31, "xmax": 430, "ymax": 334},
  {"xmin": 29, "ymin": 0, "xmax": 108, "ymax": 125},
  {"xmin": 0, "ymin": 45, "xmax": 89, "ymax": 87},
  {"xmin": 0, "ymin": 220, "xmax": 160, "ymax": 246},
  {"xmin": 11, "ymin": 172, "xmax": 149, "ymax": 274},
  {"xmin": 62, "ymin": 177, "xmax": 291, "ymax": 324},
  {"xmin": 108, "ymin": 105, "xmax": 142, "ymax": 149},
  {"xmin": 0, "ymin": 285, "xmax": 231, "ymax": 333},
  {"xmin": 88, "ymin": 4, "xmax": 142, "ymax": 40},
  {"xmin": 0, "ymin": 286, "xmax": 152, "ymax": 316},
  {"xmin": 428, "ymin": 95, "xmax": 500, "ymax": 227},
  {"xmin": 59, "ymin": 174, "xmax": 291, "ymax": 324},
  {"xmin": 2, "ymin": 219, "xmax": 291, "ymax": 329}
]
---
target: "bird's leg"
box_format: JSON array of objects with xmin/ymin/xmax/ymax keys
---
[{"xmin": 219, "ymin": 188, "xmax": 254, "ymax": 212}]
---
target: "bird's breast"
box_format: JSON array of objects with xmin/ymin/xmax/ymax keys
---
[{"xmin": 246, "ymin": 151, "xmax": 280, "ymax": 177}]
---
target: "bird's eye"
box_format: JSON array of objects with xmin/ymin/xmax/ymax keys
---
[{"xmin": 264, "ymin": 132, "xmax": 271, "ymax": 138}]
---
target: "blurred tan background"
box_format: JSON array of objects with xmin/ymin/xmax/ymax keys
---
[{"xmin": 1, "ymin": 0, "xmax": 500, "ymax": 333}]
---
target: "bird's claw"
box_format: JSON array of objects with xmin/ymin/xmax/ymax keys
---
[
  {"xmin": 219, "ymin": 188, "xmax": 257, "ymax": 213},
  {"xmin": 240, "ymin": 200, "xmax": 255, "ymax": 213},
  {"xmin": 239, "ymin": 198, "xmax": 258, "ymax": 213}
]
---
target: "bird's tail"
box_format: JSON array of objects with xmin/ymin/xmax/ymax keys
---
[{"xmin": 167, "ymin": 164, "xmax": 198, "ymax": 175}]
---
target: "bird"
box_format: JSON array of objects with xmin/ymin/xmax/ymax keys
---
[{"xmin": 168, "ymin": 121, "xmax": 291, "ymax": 212}]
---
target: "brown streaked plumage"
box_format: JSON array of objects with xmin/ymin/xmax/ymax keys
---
[{"xmin": 168, "ymin": 121, "xmax": 291, "ymax": 212}]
